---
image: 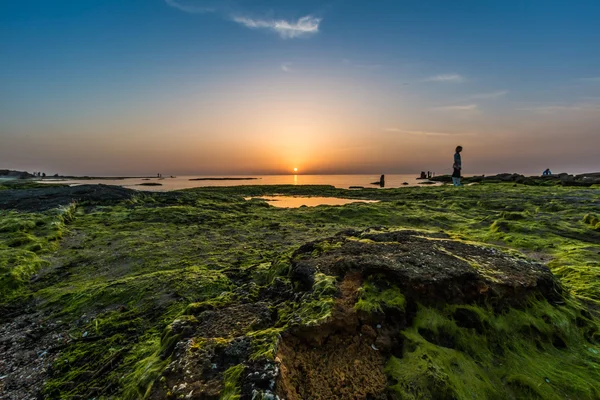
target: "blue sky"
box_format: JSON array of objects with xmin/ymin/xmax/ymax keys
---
[{"xmin": 1, "ymin": 0, "xmax": 599, "ymax": 175}]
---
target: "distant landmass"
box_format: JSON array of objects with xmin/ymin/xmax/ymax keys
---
[
  {"xmin": 0, "ymin": 169, "xmax": 35, "ymax": 179},
  {"xmin": 1, "ymin": 171, "xmax": 263, "ymax": 182},
  {"xmin": 0, "ymin": 170, "xmax": 155, "ymax": 180}
]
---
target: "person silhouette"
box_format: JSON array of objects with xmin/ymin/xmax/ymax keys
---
[{"xmin": 452, "ymin": 146, "xmax": 463, "ymax": 186}]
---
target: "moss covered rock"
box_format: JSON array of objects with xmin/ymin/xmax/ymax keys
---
[
  {"xmin": 583, "ymin": 214, "xmax": 599, "ymax": 226},
  {"xmin": 274, "ymin": 229, "xmax": 600, "ymax": 400},
  {"xmin": 2, "ymin": 182, "xmax": 600, "ymax": 399}
]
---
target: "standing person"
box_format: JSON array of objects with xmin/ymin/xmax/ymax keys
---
[{"xmin": 452, "ymin": 146, "xmax": 463, "ymax": 186}]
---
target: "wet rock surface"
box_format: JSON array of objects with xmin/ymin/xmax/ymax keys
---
[
  {"xmin": 275, "ymin": 272, "xmax": 390, "ymax": 400},
  {"xmin": 0, "ymin": 184, "xmax": 136, "ymax": 211},
  {"xmin": 194, "ymin": 303, "xmax": 273, "ymax": 339},
  {"xmin": 276, "ymin": 332, "xmax": 388, "ymax": 400},
  {"xmin": 145, "ymin": 229, "xmax": 566, "ymax": 399},
  {"xmin": 3, "ymin": 182, "xmax": 600, "ymax": 399},
  {"xmin": 0, "ymin": 310, "xmax": 69, "ymax": 400},
  {"xmin": 292, "ymin": 229, "xmax": 560, "ymax": 308}
]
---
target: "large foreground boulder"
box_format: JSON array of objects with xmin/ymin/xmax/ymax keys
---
[
  {"xmin": 143, "ymin": 229, "xmax": 600, "ymax": 400},
  {"xmin": 291, "ymin": 229, "xmax": 560, "ymax": 307}
]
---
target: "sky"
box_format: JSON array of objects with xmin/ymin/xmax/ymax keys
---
[{"xmin": 1, "ymin": 0, "xmax": 600, "ymax": 176}]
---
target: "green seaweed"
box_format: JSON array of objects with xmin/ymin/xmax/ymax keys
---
[
  {"xmin": 355, "ymin": 277, "xmax": 405, "ymax": 314},
  {"xmin": 386, "ymin": 301, "xmax": 600, "ymax": 400},
  {"xmin": 0, "ymin": 203, "xmax": 76, "ymax": 301},
  {"xmin": 221, "ymin": 364, "xmax": 245, "ymax": 400},
  {"xmin": 0, "ymin": 182, "xmax": 598, "ymax": 398}
]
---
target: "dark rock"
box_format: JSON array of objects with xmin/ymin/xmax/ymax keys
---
[
  {"xmin": 170, "ymin": 318, "xmax": 200, "ymax": 338},
  {"xmin": 419, "ymin": 327, "xmax": 456, "ymax": 349},
  {"xmin": 361, "ymin": 324, "xmax": 377, "ymax": 340},
  {"xmin": 431, "ymin": 172, "xmax": 599, "ymax": 187},
  {"xmin": 370, "ymin": 175, "xmax": 385, "ymax": 187},
  {"xmin": 576, "ymin": 172, "xmax": 600, "ymax": 178},
  {"xmin": 0, "ymin": 184, "xmax": 137, "ymax": 211},
  {"xmin": 290, "ymin": 229, "xmax": 561, "ymax": 307},
  {"xmin": 290, "ymin": 262, "xmax": 316, "ymax": 292},
  {"xmin": 452, "ymin": 307, "xmax": 487, "ymax": 334},
  {"xmin": 429, "ymin": 175, "xmax": 453, "ymax": 183},
  {"xmin": 0, "ymin": 169, "xmax": 35, "ymax": 179}
]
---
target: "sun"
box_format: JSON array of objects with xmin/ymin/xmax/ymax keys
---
[{"xmin": 293, "ymin": 167, "xmax": 298, "ymax": 173}]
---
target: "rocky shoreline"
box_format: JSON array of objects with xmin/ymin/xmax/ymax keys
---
[
  {"xmin": 1, "ymin": 181, "xmax": 599, "ymax": 399},
  {"xmin": 431, "ymin": 172, "xmax": 600, "ymax": 187}
]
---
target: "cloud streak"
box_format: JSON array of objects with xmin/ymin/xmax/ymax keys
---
[
  {"xmin": 424, "ymin": 74, "xmax": 465, "ymax": 83},
  {"xmin": 232, "ymin": 15, "xmax": 321, "ymax": 39},
  {"xmin": 281, "ymin": 62, "xmax": 293, "ymax": 72},
  {"xmin": 165, "ymin": 0, "xmax": 322, "ymax": 39}
]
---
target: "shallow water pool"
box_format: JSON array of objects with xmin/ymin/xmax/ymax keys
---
[{"xmin": 245, "ymin": 196, "xmax": 380, "ymax": 208}]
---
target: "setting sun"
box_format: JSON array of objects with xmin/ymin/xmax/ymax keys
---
[{"xmin": 293, "ymin": 167, "xmax": 298, "ymax": 173}]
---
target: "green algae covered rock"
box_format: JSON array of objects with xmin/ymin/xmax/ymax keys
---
[
  {"xmin": 583, "ymin": 214, "xmax": 599, "ymax": 226},
  {"xmin": 127, "ymin": 228, "xmax": 594, "ymax": 400},
  {"xmin": 275, "ymin": 229, "xmax": 600, "ymax": 400},
  {"xmin": 2, "ymin": 182, "xmax": 600, "ymax": 400}
]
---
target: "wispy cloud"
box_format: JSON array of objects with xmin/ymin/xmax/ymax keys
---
[
  {"xmin": 383, "ymin": 128, "xmax": 472, "ymax": 136},
  {"xmin": 434, "ymin": 104, "xmax": 477, "ymax": 111},
  {"xmin": 165, "ymin": 0, "xmax": 322, "ymax": 39},
  {"xmin": 424, "ymin": 74, "xmax": 465, "ymax": 83},
  {"xmin": 232, "ymin": 15, "xmax": 321, "ymax": 39},
  {"xmin": 467, "ymin": 90, "xmax": 508, "ymax": 100},
  {"xmin": 281, "ymin": 62, "xmax": 293, "ymax": 72}
]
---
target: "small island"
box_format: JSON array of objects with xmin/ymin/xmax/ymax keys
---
[{"xmin": 137, "ymin": 182, "xmax": 163, "ymax": 186}]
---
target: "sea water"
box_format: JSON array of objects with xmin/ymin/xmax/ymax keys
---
[{"xmin": 41, "ymin": 174, "xmax": 443, "ymax": 191}]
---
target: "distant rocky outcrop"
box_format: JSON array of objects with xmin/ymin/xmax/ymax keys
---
[
  {"xmin": 370, "ymin": 175, "xmax": 385, "ymax": 187},
  {"xmin": 0, "ymin": 169, "xmax": 35, "ymax": 179},
  {"xmin": 430, "ymin": 172, "xmax": 600, "ymax": 187},
  {"xmin": 137, "ymin": 182, "xmax": 163, "ymax": 186}
]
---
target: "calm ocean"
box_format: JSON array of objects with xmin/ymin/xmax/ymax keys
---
[{"xmin": 42, "ymin": 174, "xmax": 445, "ymax": 191}]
